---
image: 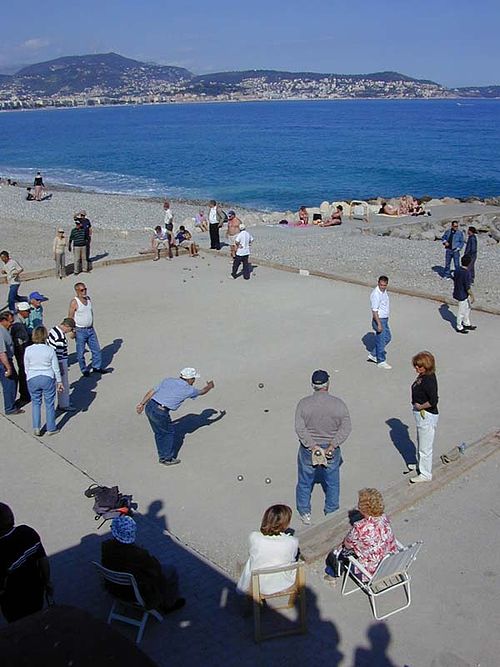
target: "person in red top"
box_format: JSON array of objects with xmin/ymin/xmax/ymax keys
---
[{"xmin": 341, "ymin": 488, "xmax": 398, "ymax": 576}]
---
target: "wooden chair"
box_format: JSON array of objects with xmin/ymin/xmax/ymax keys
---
[
  {"xmin": 92, "ymin": 561, "xmax": 163, "ymax": 644},
  {"xmin": 341, "ymin": 541, "xmax": 423, "ymax": 620},
  {"xmin": 251, "ymin": 561, "xmax": 307, "ymax": 643}
]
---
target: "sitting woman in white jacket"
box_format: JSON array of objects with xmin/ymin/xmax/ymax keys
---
[{"xmin": 237, "ymin": 504, "xmax": 299, "ymax": 596}]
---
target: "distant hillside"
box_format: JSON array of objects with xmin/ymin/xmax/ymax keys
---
[
  {"xmin": 456, "ymin": 85, "xmax": 500, "ymax": 98},
  {"xmin": 191, "ymin": 69, "xmax": 438, "ymax": 85},
  {"xmin": 11, "ymin": 52, "xmax": 192, "ymax": 95}
]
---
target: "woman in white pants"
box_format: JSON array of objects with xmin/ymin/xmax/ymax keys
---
[{"xmin": 409, "ymin": 351, "xmax": 439, "ymax": 483}]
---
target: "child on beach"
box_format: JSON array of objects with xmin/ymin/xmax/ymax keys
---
[{"xmin": 53, "ymin": 228, "xmax": 67, "ymax": 279}]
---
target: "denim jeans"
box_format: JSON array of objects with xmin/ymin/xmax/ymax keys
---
[
  {"xmin": 296, "ymin": 444, "xmax": 341, "ymax": 515},
  {"xmin": 231, "ymin": 255, "xmax": 251, "ymax": 280},
  {"xmin": 0, "ymin": 363, "xmax": 18, "ymax": 414},
  {"xmin": 444, "ymin": 249, "xmax": 460, "ymax": 277},
  {"xmin": 28, "ymin": 375, "xmax": 57, "ymax": 431},
  {"xmin": 145, "ymin": 400, "xmax": 176, "ymax": 461},
  {"xmin": 371, "ymin": 317, "xmax": 391, "ymax": 363},
  {"xmin": 75, "ymin": 326, "xmax": 102, "ymax": 372},
  {"xmin": 413, "ymin": 410, "xmax": 438, "ymax": 479},
  {"xmin": 8, "ymin": 284, "xmax": 20, "ymax": 311}
]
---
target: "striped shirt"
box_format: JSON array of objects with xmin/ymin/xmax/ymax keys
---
[
  {"xmin": 69, "ymin": 227, "xmax": 88, "ymax": 247},
  {"xmin": 48, "ymin": 325, "xmax": 68, "ymax": 360}
]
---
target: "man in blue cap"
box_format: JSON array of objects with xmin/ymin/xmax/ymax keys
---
[
  {"xmin": 27, "ymin": 291, "xmax": 48, "ymax": 334},
  {"xmin": 294, "ymin": 370, "xmax": 352, "ymax": 525},
  {"xmin": 101, "ymin": 515, "xmax": 184, "ymax": 614}
]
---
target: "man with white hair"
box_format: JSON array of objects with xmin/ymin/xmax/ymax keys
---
[
  {"xmin": 11, "ymin": 302, "xmax": 32, "ymax": 405},
  {"xmin": 294, "ymin": 370, "xmax": 352, "ymax": 525},
  {"xmin": 136, "ymin": 368, "xmax": 215, "ymax": 466},
  {"xmin": 231, "ymin": 223, "xmax": 253, "ymax": 280}
]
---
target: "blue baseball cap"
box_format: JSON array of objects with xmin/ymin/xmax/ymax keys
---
[
  {"xmin": 311, "ymin": 370, "xmax": 330, "ymax": 386},
  {"xmin": 29, "ymin": 291, "xmax": 48, "ymax": 302}
]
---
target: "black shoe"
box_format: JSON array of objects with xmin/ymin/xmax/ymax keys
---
[
  {"xmin": 159, "ymin": 458, "xmax": 181, "ymax": 466},
  {"xmin": 456, "ymin": 328, "xmax": 468, "ymax": 334},
  {"xmin": 464, "ymin": 325, "xmax": 477, "ymax": 331},
  {"xmin": 92, "ymin": 367, "xmax": 112, "ymax": 374},
  {"xmin": 82, "ymin": 371, "xmax": 91, "ymax": 377}
]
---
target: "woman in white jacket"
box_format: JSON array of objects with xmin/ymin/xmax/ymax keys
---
[
  {"xmin": 237, "ymin": 504, "xmax": 299, "ymax": 596},
  {"xmin": 24, "ymin": 326, "xmax": 62, "ymax": 436}
]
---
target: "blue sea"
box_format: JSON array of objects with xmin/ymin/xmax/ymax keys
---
[{"xmin": 1, "ymin": 99, "xmax": 499, "ymax": 210}]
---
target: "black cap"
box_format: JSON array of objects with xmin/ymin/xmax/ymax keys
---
[{"xmin": 311, "ymin": 370, "xmax": 329, "ymax": 385}]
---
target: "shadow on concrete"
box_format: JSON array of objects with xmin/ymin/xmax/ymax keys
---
[
  {"xmin": 386, "ymin": 418, "xmax": 417, "ymax": 468},
  {"xmin": 57, "ymin": 339, "xmax": 123, "ymax": 431},
  {"xmin": 431, "ymin": 264, "xmax": 445, "ymax": 278},
  {"xmin": 89, "ymin": 252, "xmax": 109, "ymax": 264},
  {"xmin": 438, "ymin": 303, "xmax": 457, "ymax": 330},
  {"xmin": 6, "ymin": 499, "xmax": 381, "ymax": 666},
  {"xmin": 353, "ymin": 622, "xmax": 399, "ymax": 667},
  {"xmin": 361, "ymin": 332, "xmax": 375, "ymax": 354},
  {"xmin": 172, "ymin": 408, "xmax": 226, "ymax": 456}
]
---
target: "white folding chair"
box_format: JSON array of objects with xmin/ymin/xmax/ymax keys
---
[
  {"xmin": 251, "ymin": 562, "xmax": 307, "ymax": 643},
  {"xmin": 341, "ymin": 541, "xmax": 423, "ymax": 620},
  {"xmin": 92, "ymin": 561, "xmax": 163, "ymax": 644}
]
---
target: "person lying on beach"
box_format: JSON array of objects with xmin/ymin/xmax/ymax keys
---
[
  {"xmin": 320, "ymin": 205, "xmax": 343, "ymax": 227},
  {"xmin": 175, "ymin": 226, "xmax": 199, "ymax": 257},
  {"xmin": 298, "ymin": 206, "xmax": 309, "ymax": 225},
  {"xmin": 194, "ymin": 210, "xmax": 208, "ymax": 232},
  {"xmin": 378, "ymin": 202, "xmax": 400, "ymax": 216}
]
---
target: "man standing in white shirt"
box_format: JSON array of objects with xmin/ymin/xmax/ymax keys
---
[
  {"xmin": 208, "ymin": 200, "xmax": 225, "ymax": 250},
  {"xmin": 1, "ymin": 251, "xmax": 24, "ymax": 312},
  {"xmin": 368, "ymin": 275, "xmax": 392, "ymax": 370},
  {"xmin": 68, "ymin": 283, "xmax": 111, "ymax": 377},
  {"xmin": 231, "ymin": 223, "xmax": 253, "ymax": 281}
]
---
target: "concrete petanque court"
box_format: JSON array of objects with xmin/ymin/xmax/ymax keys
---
[{"xmin": 1, "ymin": 251, "xmax": 500, "ymax": 665}]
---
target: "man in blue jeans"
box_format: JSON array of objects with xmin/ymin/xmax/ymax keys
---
[
  {"xmin": 68, "ymin": 282, "xmax": 111, "ymax": 377},
  {"xmin": 441, "ymin": 220, "xmax": 465, "ymax": 279},
  {"xmin": 368, "ymin": 275, "xmax": 392, "ymax": 370},
  {"xmin": 136, "ymin": 368, "xmax": 215, "ymax": 466},
  {"xmin": 0, "ymin": 311, "xmax": 24, "ymax": 416},
  {"xmin": 295, "ymin": 370, "xmax": 352, "ymax": 525}
]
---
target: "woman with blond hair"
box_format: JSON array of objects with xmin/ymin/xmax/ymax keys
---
[
  {"xmin": 327, "ymin": 488, "xmax": 397, "ymax": 578},
  {"xmin": 410, "ymin": 351, "xmax": 439, "ymax": 483},
  {"xmin": 237, "ymin": 504, "xmax": 299, "ymax": 595},
  {"xmin": 24, "ymin": 326, "xmax": 63, "ymax": 436}
]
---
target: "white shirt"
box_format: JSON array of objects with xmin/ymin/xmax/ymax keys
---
[
  {"xmin": 74, "ymin": 296, "xmax": 94, "ymax": 328},
  {"xmin": 235, "ymin": 230, "xmax": 253, "ymax": 256},
  {"xmin": 237, "ymin": 531, "xmax": 299, "ymax": 595},
  {"xmin": 209, "ymin": 206, "xmax": 218, "ymax": 225},
  {"xmin": 370, "ymin": 285, "xmax": 390, "ymax": 318},
  {"xmin": 163, "ymin": 209, "xmax": 173, "ymax": 226},
  {"xmin": 3, "ymin": 259, "xmax": 23, "ymax": 285},
  {"xmin": 24, "ymin": 344, "xmax": 61, "ymax": 382}
]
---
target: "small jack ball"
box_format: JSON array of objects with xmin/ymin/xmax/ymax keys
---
[
  {"xmin": 237, "ymin": 475, "xmax": 244, "ymax": 481},
  {"xmin": 258, "ymin": 383, "xmax": 264, "ymax": 388},
  {"xmin": 265, "ymin": 478, "xmax": 271, "ymax": 484}
]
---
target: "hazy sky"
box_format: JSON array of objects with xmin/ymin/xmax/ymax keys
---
[{"xmin": 0, "ymin": 0, "xmax": 498, "ymax": 86}]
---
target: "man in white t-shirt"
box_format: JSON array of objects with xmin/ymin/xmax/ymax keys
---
[
  {"xmin": 231, "ymin": 224, "xmax": 253, "ymax": 280},
  {"xmin": 368, "ymin": 275, "xmax": 392, "ymax": 370}
]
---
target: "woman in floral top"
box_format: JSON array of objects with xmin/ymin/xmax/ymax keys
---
[{"xmin": 342, "ymin": 488, "xmax": 398, "ymax": 576}]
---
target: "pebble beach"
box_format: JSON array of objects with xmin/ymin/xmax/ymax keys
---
[{"xmin": 1, "ymin": 184, "xmax": 500, "ymax": 310}]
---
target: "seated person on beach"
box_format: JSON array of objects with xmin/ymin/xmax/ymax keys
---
[
  {"xmin": 26, "ymin": 187, "xmax": 35, "ymax": 201},
  {"xmin": 175, "ymin": 226, "xmax": 199, "ymax": 257},
  {"xmin": 101, "ymin": 516, "xmax": 185, "ymax": 615},
  {"xmin": 410, "ymin": 198, "xmax": 430, "ymax": 216},
  {"xmin": 298, "ymin": 206, "xmax": 309, "ymax": 225},
  {"xmin": 151, "ymin": 225, "xmax": 169, "ymax": 261},
  {"xmin": 378, "ymin": 202, "xmax": 400, "ymax": 216},
  {"xmin": 194, "ymin": 210, "xmax": 208, "ymax": 232},
  {"xmin": 320, "ymin": 205, "xmax": 343, "ymax": 227},
  {"xmin": 326, "ymin": 488, "xmax": 398, "ymax": 579},
  {"xmin": 237, "ymin": 504, "xmax": 299, "ymax": 596}
]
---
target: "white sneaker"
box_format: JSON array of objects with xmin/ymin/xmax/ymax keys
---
[
  {"xmin": 299, "ymin": 513, "xmax": 312, "ymax": 525},
  {"xmin": 367, "ymin": 353, "xmax": 377, "ymax": 363},
  {"xmin": 377, "ymin": 361, "xmax": 392, "ymax": 370},
  {"xmin": 409, "ymin": 474, "xmax": 431, "ymax": 484}
]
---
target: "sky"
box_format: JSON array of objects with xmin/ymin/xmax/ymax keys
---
[{"xmin": 0, "ymin": 0, "xmax": 499, "ymax": 87}]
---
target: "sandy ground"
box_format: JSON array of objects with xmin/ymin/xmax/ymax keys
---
[{"xmin": 1, "ymin": 252, "xmax": 499, "ymax": 666}]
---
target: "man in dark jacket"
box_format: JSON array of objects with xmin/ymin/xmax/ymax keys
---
[
  {"xmin": 453, "ymin": 255, "xmax": 476, "ymax": 334},
  {"xmin": 101, "ymin": 516, "xmax": 185, "ymax": 613},
  {"xmin": 464, "ymin": 226, "xmax": 478, "ymax": 284},
  {"xmin": 11, "ymin": 302, "xmax": 31, "ymax": 405}
]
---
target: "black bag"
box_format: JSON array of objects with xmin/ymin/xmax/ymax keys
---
[
  {"xmin": 84, "ymin": 484, "xmax": 137, "ymax": 527},
  {"xmin": 325, "ymin": 548, "xmax": 356, "ymax": 577}
]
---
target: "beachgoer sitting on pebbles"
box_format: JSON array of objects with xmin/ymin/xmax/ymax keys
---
[
  {"xmin": 175, "ymin": 226, "xmax": 199, "ymax": 257},
  {"xmin": 151, "ymin": 226, "xmax": 169, "ymax": 261},
  {"xmin": 298, "ymin": 206, "xmax": 309, "ymax": 225},
  {"xmin": 194, "ymin": 210, "xmax": 208, "ymax": 232},
  {"xmin": 378, "ymin": 202, "xmax": 399, "ymax": 216},
  {"xmin": 320, "ymin": 205, "xmax": 343, "ymax": 227}
]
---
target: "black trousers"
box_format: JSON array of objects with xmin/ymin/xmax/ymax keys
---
[
  {"xmin": 231, "ymin": 254, "xmax": 250, "ymax": 280},
  {"xmin": 209, "ymin": 224, "xmax": 220, "ymax": 250}
]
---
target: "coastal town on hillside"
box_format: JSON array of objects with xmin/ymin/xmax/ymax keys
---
[{"xmin": 0, "ymin": 52, "xmax": 497, "ymax": 110}]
